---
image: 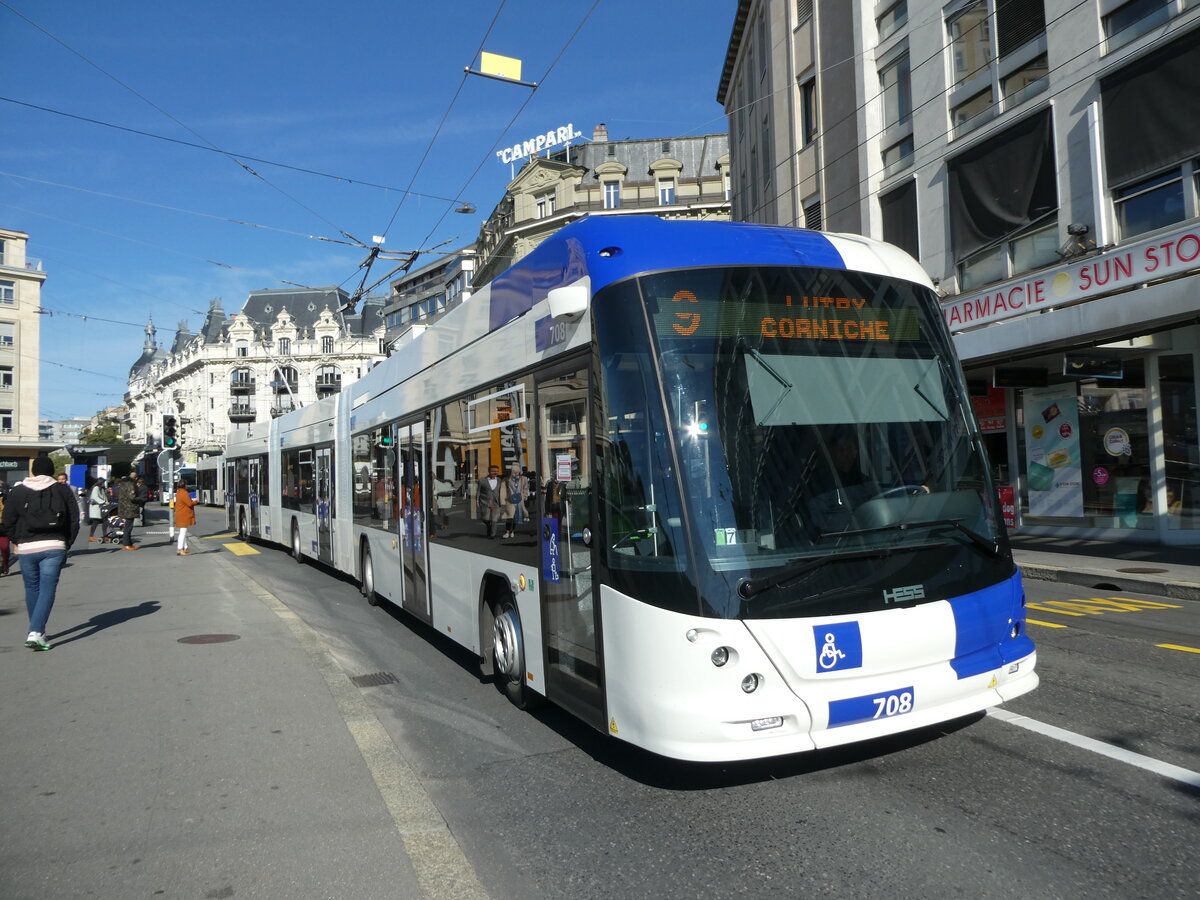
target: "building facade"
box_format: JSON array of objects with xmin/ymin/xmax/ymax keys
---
[
  {"xmin": 473, "ymin": 125, "xmax": 731, "ymax": 286},
  {"xmin": 720, "ymin": 0, "xmax": 1200, "ymax": 544},
  {"xmin": 125, "ymin": 288, "xmax": 386, "ymax": 455},
  {"xmin": 0, "ymin": 227, "xmax": 58, "ymax": 478},
  {"xmin": 382, "ymin": 244, "xmax": 476, "ymax": 350}
]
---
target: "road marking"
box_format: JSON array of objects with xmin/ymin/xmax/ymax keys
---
[
  {"xmin": 988, "ymin": 707, "xmax": 1200, "ymax": 788},
  {"xmin": 1025, "ymin": 618, "xmax": 1068, "ymax": 629},
  {"xmin": 214, "ymin": 557, "xmax": 488, "ymax": 900},
  {"xmin": 222, "ymin": 541, "xmax": 260, "ymax": 556},
  {"xmin": 1026, "ymin": 595, "xmax": 1182, "ymax": 618},
  {"xmin": 202, "ymin": 532, "xmax": 237, "ymax": 539},
  {"xmin": 1157, "ymin": 643, "xmax": 1200, "ymax": 654}
]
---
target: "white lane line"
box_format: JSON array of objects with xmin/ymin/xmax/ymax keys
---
[{"xmin": 988, "ymin": 707, "xmax": 1200, "ymax": 788}]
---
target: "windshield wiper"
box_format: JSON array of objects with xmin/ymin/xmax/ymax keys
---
[
  {"xmin": 833, "ymin": 518, "xmax": 1003, "ymax": 558},
  {"xmin": 737, "ymin": 547, "xmax": 895, "ymax": 600}
]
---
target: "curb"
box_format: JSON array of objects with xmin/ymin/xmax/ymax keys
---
[{"xmin": 1016, "ymin": 561, "xmax": 1200, "ymax": 602}]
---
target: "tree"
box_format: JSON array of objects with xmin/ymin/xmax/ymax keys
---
[{"xmin": 80, "ymin": 421, "xmax": 125, "ymax": 445}]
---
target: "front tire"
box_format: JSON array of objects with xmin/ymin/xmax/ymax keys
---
[
  {"xmin": 361, "ymin": 545, "xmax": 379, "ymax": 606},
  {"xmin": 238, "ymin": 511, "xmax": 247, "ymax": 542}
]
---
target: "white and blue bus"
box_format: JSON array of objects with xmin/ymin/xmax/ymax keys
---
[
  {"xmin": 195, "ymin": 455, "xmax": 226, "ymax": 506},
  {"xmin": 224, "ymin": 215, "xmax": 1037, "ymax": 761}
]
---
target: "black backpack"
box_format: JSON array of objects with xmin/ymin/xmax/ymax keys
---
[{"xmin": 24, "ymin": 486, "xmax": 68, "ymax": 535}]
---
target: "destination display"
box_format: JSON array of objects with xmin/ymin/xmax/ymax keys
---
[{"xmin": 650, "ymin": 290, "xmax": 920, "ymax": 343}]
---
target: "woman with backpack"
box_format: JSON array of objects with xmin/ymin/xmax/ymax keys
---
[{"xmin": 0, "ymin": 456, "xmax": 79, "ymax": 651}]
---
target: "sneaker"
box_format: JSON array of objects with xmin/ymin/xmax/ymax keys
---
[{"xmin": 24, "ymin": 632, "xmax": 51, "ymax": 651}]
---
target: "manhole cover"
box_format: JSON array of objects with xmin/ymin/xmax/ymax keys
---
[
  {"xmin": 1115, "ymin": 567, "xmax": 1168, "ymax": 574},
  {"xmin": 177, "ymin": 634, "xmax": 241, "ymax": 644},
  {"xmin": 350, "ymin": 671, "xmax": 397, "ymax": 688}
]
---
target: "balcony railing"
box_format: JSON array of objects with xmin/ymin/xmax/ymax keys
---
[
  {"xmin": 270, "ymin": 401, "xmax": 296, "ymax": 418},
  {"xmin": 315, "ymin": 376, "xmax": 342, "ymax": 395},
  {"xmin": 271, "ymin": 381, "xmax": 299, "ymax": 395},
  {"xmin": 228, "ymin": 405, "xmax": 255, "ymax": 422},
  {"xmin": 0, "ymin": 255, "xmax": 43, "ymax": 272},
  {"xmin": 230, "ymin": 379, "xmax": 256, "ymax": 395}
]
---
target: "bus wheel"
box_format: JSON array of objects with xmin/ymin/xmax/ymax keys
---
[
  {"xmin": 291, "ymin": 521, "xmax": 303, "ymax": 563},
  {"xmin": 492, "ymin": 594, "xmax": 533, "ymax": 709},
  {"xmin": 361, "ymin": 545, "xmax": 378, "ymax": 606},
  {"xmin": 238, "ymin": 511, "xmax": 247, "ymax": 542}
]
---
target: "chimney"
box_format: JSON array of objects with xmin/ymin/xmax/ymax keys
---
[{"xmin": 593, "ymin": 123, "xmax": 608, "ymax": 142}]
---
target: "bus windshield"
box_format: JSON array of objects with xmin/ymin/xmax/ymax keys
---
[{"xmin": 593, "ymin": 265, "xmax": 1010, "ymax": 620}]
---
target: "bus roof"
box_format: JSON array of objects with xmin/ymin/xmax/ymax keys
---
[{"xmin": 485, "ymin": 214, "xmax": 932, "ymax": 331}]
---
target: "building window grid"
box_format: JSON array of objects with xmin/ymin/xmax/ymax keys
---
[
  {"xmin": 947, "ymin": 0, "xmax": 1048, "ymax": 138},
  {"xmin": 603, "ymin": 180, "xmax": 621, "ymax": 209},
  {"xmin": 0, "ymin": 281, "xmax": 14, "ymax": 304},
  {"xmin": 958, "ymin": 217, "xmax": 1059, "ymax": 290},
  {"xmin": 1103, "ymin": 0, "xmax": 1178, "ymax": 53},
  {"xmin": 321, "ymin": 335, "xmax": 334, "ymax": 354},
  {"xmin": 658, "ymin": 178, "xmax": 677, "ymax": 205},
  {"xmin": 799, "ymin": 79, "xmax": 818, "ymax": 146}
]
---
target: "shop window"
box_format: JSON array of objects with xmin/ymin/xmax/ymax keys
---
[{"xmin": 1159, "ymin": 354, "xmax": 1199, "ymax": 530}]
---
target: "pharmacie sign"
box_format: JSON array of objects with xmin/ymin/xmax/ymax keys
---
[
  {"xmin": 943, "ymin": 222, "xmax": 1200, "ymax": 332},
  {"xmin": 496, "ymin": 123, "xmax": 583, "ymax": 165}
]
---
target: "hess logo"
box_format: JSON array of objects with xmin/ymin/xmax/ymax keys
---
[{"xmin": 672, "ymin": 290, "xmax": 701, "ymax": 335}]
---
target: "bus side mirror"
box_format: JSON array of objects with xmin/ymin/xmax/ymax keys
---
[{"xmin": 547, "ymin": 278, "xmax": 590, "ymax": 320}]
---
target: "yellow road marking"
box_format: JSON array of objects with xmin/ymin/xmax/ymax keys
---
[
  {"xmin": 1026, "ymin": 602, "xmax": 1086, "ymax": 616},
  {"xmin": 203, "ymin": 533, "xmax": 237, "ymax": 539},
  {"xmin": 1157, "ymin": 643, "xmax": 1200, "ymax": 654},
  {"xmin": 1027, "ymin": 596, "xmax": 1183, "ymax": 618},
  {"xmin": 1026, "ymin": 618, "xmax": 1068, "ymax": 629},
  {"xmin": 222, "ymin": 541, "xmax": 260, "ymax": 556}
]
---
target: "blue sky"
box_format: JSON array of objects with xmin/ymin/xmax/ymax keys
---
[{"xmin": 0, "ymin": 0, "xmax": 735, "ymax": 422}]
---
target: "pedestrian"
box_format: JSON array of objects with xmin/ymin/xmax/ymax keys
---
[
  {"xmin": 1, "ymin": 456, "xmax": 79, "ymax": 650},
  {"xmin": 134, "ymin": 476, "xmax": 149, "ymax": 526},
  {"xmin": 56, "ymin": 472, "xmax": 82, "ymax": 523},
  {"xmin": 500, "ymin": 464, "xmax": 529, "ymax": 539},
  {"xmin": 173, "ymin": 479, "xmax": 197, "ymax": 555},
  {"xmin": 0, "ymin": 480, "xmax": 10, "ymax": 576},
  {"xmin": 117, "ymin": 474, "xmax": 142, "ymax": 550},
  {"xmin": 477, "ymin": 464, "xmax": 503, "ymax": 539},
  {"xmin": 431, "ymin": 473, "xmax": 454, "ymax": 536},
  {"xmin": 86, "ymin": 478, "xmax": 108, "ymax": 542}
]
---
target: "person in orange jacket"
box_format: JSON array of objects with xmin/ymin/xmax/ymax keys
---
[{"xmin": 173, "ymin": 480, "xmax": 198, "ymax": 556}]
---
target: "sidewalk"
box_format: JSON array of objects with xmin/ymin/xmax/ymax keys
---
[
  {"xmin": 0, "ymin": 507, "xmax": 478, "ymax": 900},
  {"xmin": 1009, "ymin": 533, "xmax": 1200, "ymax": 601}
]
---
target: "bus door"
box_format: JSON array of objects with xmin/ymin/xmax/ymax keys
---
[
  {"xmin": 248, "ymin": 457, "xmax": 261, "ymax": 535},
  {"xmin": 316, "ymin": 446, "xmax": 334, "ymax": 564},
  {"xmin": 399, "ymin": 419, "xmax": 431, "ymax": 623},
  {"xmin": 536, "ymin": 364, "xmax": 603, "ymax": 726},
  {"xmin": 225, "ymin": 461, "xmax": 236, "ymax": 532}
]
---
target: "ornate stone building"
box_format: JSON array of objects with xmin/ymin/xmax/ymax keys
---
[
  {"xmin": 125, "ymin": 287, "xmax": 386, "ymax": 454},
  {"xmin": 473, "ymin": 125, "xmax": 731, "ymax": 286}
]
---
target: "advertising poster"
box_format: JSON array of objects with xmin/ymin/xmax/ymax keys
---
[{"xmin": 1023, "ymin": 385, "xmax": 1083, "ymax": 517}]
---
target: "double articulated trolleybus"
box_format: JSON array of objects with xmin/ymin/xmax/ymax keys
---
[{"xmin": 224, "ymin": 215, "xmax": 1036, "ymax": 762}]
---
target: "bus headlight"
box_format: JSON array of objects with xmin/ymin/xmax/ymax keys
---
[
  {"xmin": 1010, "ymin": 622, "xmax": 1021, "ymax": 638},
  {"xmin": 711, "ymin": 646, "xmax": 730, "ymax": 667},
  {"xmin": 741, "ymin": 673, "xmax": 762, "ymax": 693}
]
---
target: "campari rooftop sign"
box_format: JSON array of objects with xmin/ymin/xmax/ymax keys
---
[
  {"xmin": 496, "ymin": 123, "xmax": 584, "ymax": 166},
  {"xmin": 943, "ymin": 221, "xmax": 1200, "ymax": 332}
]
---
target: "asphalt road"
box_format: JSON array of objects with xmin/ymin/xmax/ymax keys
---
[{"xmin": 223, "ymin": 534, "xmax": 1200, "ymax": 900}]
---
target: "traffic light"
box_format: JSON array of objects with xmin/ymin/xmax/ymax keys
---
[{"xmin": 163, "ymin": 415, "xmax": 178, "ymax": 449}]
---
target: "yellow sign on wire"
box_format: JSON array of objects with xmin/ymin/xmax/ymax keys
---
[{"xmin": 480, "ymin": 52, "xmax": 522, "ymax": 81}]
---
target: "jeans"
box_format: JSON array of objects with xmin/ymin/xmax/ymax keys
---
[{"xmin": 19, "ymin": 548, "xmax": 66, "ymax": 634}]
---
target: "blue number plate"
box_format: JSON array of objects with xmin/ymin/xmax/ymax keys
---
[{"xmin": 828, "ymin": 687, "xmax": 915, "ymax": 728}]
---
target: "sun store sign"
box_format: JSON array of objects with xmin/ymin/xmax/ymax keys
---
[
  {"xmin": 943, "ymin": 222, "xmax": 1200, "ymax": 332},
  {"xmin": 496, "ymin": 123, "xmax": 583, "ymax": 165}
]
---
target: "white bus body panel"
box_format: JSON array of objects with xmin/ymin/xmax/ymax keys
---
[{"xmin": 600, "ymin": 585, "xmax": 1038, "ymax": 762}]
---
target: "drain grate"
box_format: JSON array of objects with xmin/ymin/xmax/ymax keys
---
[
  {"xmin": 1115, "ymin": 567, "xmax": 1168, "ymax": 574},
  {"xmin": 178, "ymin": 633, "xmax": 241, "ymax": 644},
  {"xmin": 350, "ymin": 671, "xmax": 398, "ymax": 688}
]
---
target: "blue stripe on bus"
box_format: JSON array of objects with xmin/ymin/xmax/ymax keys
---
[
  {"xmin": 488, "ymin": 215, "xmax": 847, "ymax": 331},
  {"xmin": 947, "ymin": 570, "xmax": 1034, "ymax": 679}
]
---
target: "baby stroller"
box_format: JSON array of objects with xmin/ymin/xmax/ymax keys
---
[{"xmin": 100, "ymin": 504, "xmax": 126, "ymax": 544}]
